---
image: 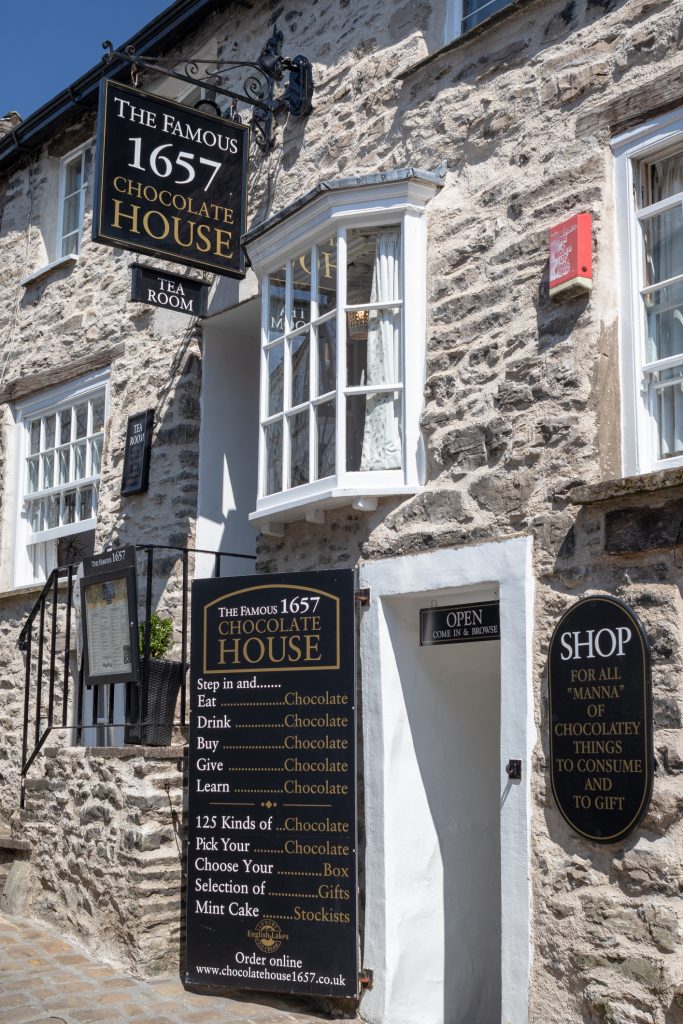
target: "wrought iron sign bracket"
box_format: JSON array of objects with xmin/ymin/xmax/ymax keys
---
[{"xmin": 101, "ymin": 26, "xmax": 313, "ymax": 152}]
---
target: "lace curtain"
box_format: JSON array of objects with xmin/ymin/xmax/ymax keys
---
[{"xmin": 360, "ymin": 230, "xmax": 402, "ymax": 471}]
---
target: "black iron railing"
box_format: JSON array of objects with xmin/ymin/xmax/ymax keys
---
[{"xmin": 17, "ymin": 543, "xmax": 255, "ymax": 807}]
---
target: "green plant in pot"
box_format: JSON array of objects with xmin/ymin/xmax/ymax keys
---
[{"xmin": 125, "ymin": 612, "xmax": 183, "ymax": 746}]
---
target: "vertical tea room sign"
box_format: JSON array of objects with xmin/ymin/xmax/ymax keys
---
[
  {"xmin": 548, "ymin": 595, "xmax": 653, "ymax": 843},
  {"xmin": 186, "ymin": 570, "xmax": 358, "ymax": 998},
  {"xmin": 121, "ymin": 410, "xmax": 154, "ymax": 496},
  {"xmin": 93, "ymin": 79, "xmax": 248, "ymax": 277}
]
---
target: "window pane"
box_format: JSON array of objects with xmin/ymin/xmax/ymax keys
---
[
  {"xmin": 316, "ymin": 401, "xmax": 336, "ymax": 480},
  {"xmin": 44, "ymin": 414, "xmax": 56, "ymax": 450},
  {"xmin": 292, "ymin": 250, "xmax": 311, "ymax": 328},
  {"xmin": 62, "ymin": 193, "xmax": 81, "ymax": 238},
  {"xmin": 346, "ymin": 391, "xmax": 402, "ymax": 472},
  {"xmin": 60, "ymin": 409, "xmax": 72, "ymax": 445},
  {"xmin": 75, "ymin": 403, "xmax": 88, "ymax": 438},
  {"xmin": 267, "ymin": 344, "xmax": 284, "ymax": 416},
  {"xmin": 30, "ymin": 420, "xmax": 41, "ymax": 455},
  {"xmin": 290, "ymin": 334, "xmax": 309, "ymax": 407},
  {"xmin": 27, "ymin": 457, "xmax": 39, "ymax": 494},
  {"xmin": 79, "ymin": 486, "xmax": 94, "ymax": 521},
  {"xmin": 63, "ymin": 490, "xmax": 77, "ymax": 525},
  {"xmin": 64, "ymin": 155, "xmax": 83, "ymax": 196},
  {"xmin": 643, "ymin": 282, "xmax": 683, "ymax": 362},
  {"xmin": 46, "ymin": 495, "xmax": 59, "ymax": 530},
  {"xmin": 289, "ymin": 411, "xmax": 309, "ymax": 488},
  {"xmin": 463, "ymin": 0, "xmax": 511, "ymax": 30},
  {"xmin": 74, "ymin": 442, "xmax": 86, "ymax": 480},
  {"xmin": 347, "ymin": 227, "xmax": 401, "ymax": 306},
  {"xmin": 347, "ymin": 306, "xmax": 401, "ymax": 387},
  {"xmin": 92, "ymin": 395, "xmax": 105, "ymax": 433},
  {"xmin": 268, "ymin": 267, "xmax": 286, "ymax": 341},
  {"xmin": 643, "ymin": 205, "xmax": 683, "ymax": 287},
  {"xmin": 28, "ymin": 500, "xmax": 42, "ymax": 533},
  {"xmin": 58, "ymin": 447, "xmax": 70, "ymax": 484},
  {"xmin": 646, "ymin": 151, "xmax": 683, "ymax": 204},
  {"xmin": 655, "ymin": 370, "xmax": 683, "ymax": 458},
  {"xmin": 42, "ymin": 451, "xmax": 54, "ymax": 490},
  {"xmin": 264, "ymin": 421, "xmax": 283, "ymax": 495},
  {"xmin": 317, "ymin": 236, "xmax": 337, "ymax": 314},
  {"xmin": 83, "ymin": 148, "xmax": 92, "ymax": 185},
  {"xmin": 90, "ymin": 435, "xmax": 103, "ymax": 476},
  {"xmin": 62, "ymin": 233, "xmax": 80, "ymax": 257},
  {"xmin": 317, "ymin": 320, "xmax": 337, "ymax": 397}
]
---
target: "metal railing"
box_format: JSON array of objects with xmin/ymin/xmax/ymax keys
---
[{"xmin": 17, "ymin": 543, "xmax": 256, "ymax": 807}]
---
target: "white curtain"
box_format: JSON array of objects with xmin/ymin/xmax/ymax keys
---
[
  {"xmin": 360, "ymin": 231, "xmax": 401, "ymax": 471},
  {"xmin": 650, "ymin": 154, "xmax": 683, "ymax": 456}
]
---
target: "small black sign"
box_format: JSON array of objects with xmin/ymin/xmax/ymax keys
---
[
  {"xmin": 131, "ymin": 264, "xmax": 208, "ymax": 317},
  {"xmin": 548, "ymin": 595, "xmax": 653, "ymax": 844},
  {"xmin": 185, "ymin": 570, "xmax": 358, "ymax": 998},
  {"xmin": 121, "ymin": 410, "xmax": 154, "ymax": 497},
  {"xmin": 420, "ymin": 600, "xmax": 500, "ymax": 646},
  {"xmin": 81, "ymin": 546, "xmax": 139, "ymax": 688},
  {"xmin": 93, "ymin": 80, "xmax": 248, "ymax": 277}
]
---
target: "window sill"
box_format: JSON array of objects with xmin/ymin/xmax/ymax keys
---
[
  {"xmin": 20, "ymin": 254, "xmax": 78, "ymax": 288},
  {"xmin": 250, "ymin": 483, "xmax": 420, "ymax": 533},
  {"xmin": 560, "ymin": 466, "xmax": 683, "ymax": 506},
  {"xmin": 0, "ymin": 578, "xmax": 68, "ymax": 604},
  {"xmin": 398, "ymin": 0, "xmax": 535, "ymax": 81}
]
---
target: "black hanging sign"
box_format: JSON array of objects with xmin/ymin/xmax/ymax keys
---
[
  {"xmin": 185, "ymin": 570, "xmax": 358, "ymax": 998},
  {"xmin": 131, "ymin": 264, "xmax": 208, "ymax": 316},
  {"xmin": 548, "ymin": 595, "xmax": 653, "ymax": 844},
  {"xmin": 121, "ymin": 410, "xmax": 154, "ymax": 496},
  {"xmin": 93, "ymin": 79, "xmax": 248, "ymax": 277},
  {"xmin": 420, "ymin": 600, "xmax": 500, "ymax": 646},
  {"xmin": 80, "ymin": 546, "xmax": 140, "ymax": 688}
]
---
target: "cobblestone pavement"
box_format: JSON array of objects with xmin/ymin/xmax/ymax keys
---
[{"xmin": 0, "ymin": 913, "xmax": 349, "ymax": 1024}]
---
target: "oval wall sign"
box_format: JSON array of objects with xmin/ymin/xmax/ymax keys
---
[{"xmin": 548, "ymin": 595, "xmax": 653, "ymax": 844}]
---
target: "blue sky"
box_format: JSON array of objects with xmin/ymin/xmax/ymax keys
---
[{"xmin": 1, "ymin": 2, "xmax": 172, "ymax": 120}]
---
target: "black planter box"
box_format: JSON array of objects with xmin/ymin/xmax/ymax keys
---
[{"xmin": 125, "ymin": 658, "xmax": 183, "ymax": 746}]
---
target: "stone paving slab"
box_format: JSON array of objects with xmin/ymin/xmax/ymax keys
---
[{"xmin": 0, "ymin": 914, "xmax": 354, "ymax": 1024}]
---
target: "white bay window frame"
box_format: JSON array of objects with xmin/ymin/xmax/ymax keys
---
[
  {"xmin": 614, "ymin": 107, "xmax": 683, "ymax": 476},
  {"xmin": 13, "ymin": 369, "xmax": 109, "ymax": 587},
  {"xmin": 244, "ymin": 174, "xmax": 441, "ymax": 529}
]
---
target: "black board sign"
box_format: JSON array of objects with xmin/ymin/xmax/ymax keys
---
[
  {"xmin": 186, "ymin": 570, "xmax": 358, "ymax": 998},
  {"xmin": 81, "ymin": 546, "xmax": 139, "ymax": 687},
  {"xmin": 548, "ymin": 595, "xmax": 653, "ymax": 844},
  {"xmin": 131, "ymin": 264, "xmax": 208, "ymax": 317},
  {"xmin": 420, "ymin": 600, "xmax": 500, "ymax": 646},
  {"xmin": 93, "ymin": 80, "xmax": 248, "ymax": 277},
  {"xmin": 121, "ymin": 410, "xmax": 154, "ymax": 496}
]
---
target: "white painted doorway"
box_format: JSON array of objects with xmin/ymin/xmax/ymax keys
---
[{"xmin": 359, "ymin": 537, "xmax": 534, "ymax": 1024}]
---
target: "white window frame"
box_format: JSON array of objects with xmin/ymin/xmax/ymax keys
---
[
  {"xmin": 13, "ymin": 368, "xmax": 109, "ymax": 587},
  {"xmin": 614, "ymin": 106, "xmax": 683, "ymax": 476},
  {"xmin": 56, "ymin": 140, "xmax": 93, "ymax": 259},
  {"xmin": 445, "ymin": 0, "xmax": 514, "ymax": 43},
  {"xmin": 244, "ymin": 177, "xmax": 440, "ymax": 528}
]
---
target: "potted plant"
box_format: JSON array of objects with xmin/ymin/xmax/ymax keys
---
[{"xmin": 125, "ymin": 612, "xmax": 183, "ymax": 746}]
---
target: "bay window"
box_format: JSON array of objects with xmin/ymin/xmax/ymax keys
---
[
  {"xmin": 614, "ymin": 109, "xmax": 683, "ymax": 475},
  {"xmin": 244, "ymin": 172, "xmax": 441, "ymax": 528}
]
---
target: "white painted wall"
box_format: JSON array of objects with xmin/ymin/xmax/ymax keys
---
[
  {"xmin": 196, "ymin": 299, "xmax": 260, "ymax": 579},
  {"xmin": 359, "ymin": 537, "xmax": 534, "ymax": 1024}
]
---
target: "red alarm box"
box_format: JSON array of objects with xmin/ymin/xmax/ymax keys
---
[{"xmin": 549, "ymin": 213, "xmax": 592, "ymax": 299}]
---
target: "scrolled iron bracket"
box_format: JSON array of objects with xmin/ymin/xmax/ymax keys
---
[{"xmin": 101, "ymin": 26, "xmax": 313, "ymax": 151}]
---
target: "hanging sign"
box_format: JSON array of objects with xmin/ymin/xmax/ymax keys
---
[
  {"xmin": 185, "ymin": 570, "xmax": 358, "ymax": 998},
  {"xmin": 548, "ymin": 595, "xmax": 653, "ymax": 844},
  {"xmin": 420, "ymin": 600, "xmax": 500, "ymax": 646},
  {"xmin": 130, "ymin": 264, "xmax": 208, "ymax": 316},
  {"xmin": 121, "ymin": 409, "xmax": 154, "ymax": 496},
  {"xmin": 93, "ymin": 79, "xmax": 248, "ymax": 277},
  {"xmin": 80, "ymin": 546, "xmax": 140, "ymax": 688}
]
